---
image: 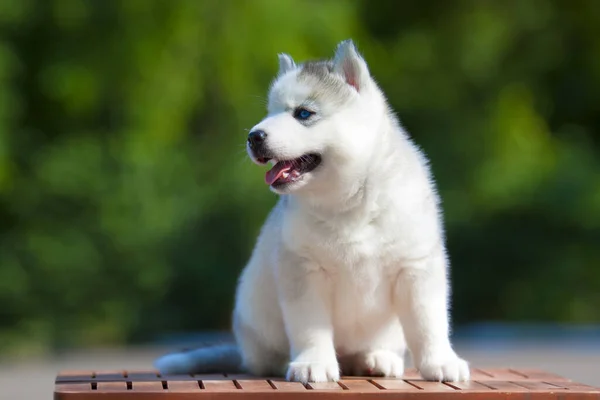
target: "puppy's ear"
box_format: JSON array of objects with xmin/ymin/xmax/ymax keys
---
[
  {"xmin": 278, "ymin": 53, "xmax": 296, "ymax": 76},
  {"xmin": 332, "ymin": 39, "xmax": 370, "ymax": 92}
]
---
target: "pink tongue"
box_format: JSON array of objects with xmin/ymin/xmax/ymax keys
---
[{"xmin": 265, "ymin": 161, "xmax": 294, "ymax": 185}]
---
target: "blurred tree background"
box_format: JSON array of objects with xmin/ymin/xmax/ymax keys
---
[{"xmin": 0, "ymin": 0, "xmax": 599, "ymax": 356}]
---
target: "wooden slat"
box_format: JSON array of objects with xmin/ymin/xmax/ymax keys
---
[
  {"xmin": 54, "ymin": 383, "xmax": 92, "ymax": 393},
  {"xmin": 408, "ymin": 380, "xmax": 456, "ymax": 391},
  {"xmin": 479, "ymin": 368, "xmax": 529, "ymax": 380},
  {"xmin": 307, "ymin": 381, "xmax": 344, "ymax": 390},
  {"xmin": 479, "ymin": 380, "xmax": 531, "ymax": 392},
  {"xmin": 512, "ymin": 368, "xmax": 572, "ymax": 381},
  {"xmin": 202, "ymin": 379, "xmax": 238, "ymax": 391},
  {"xmin": 445, "ymin": 380, "xmax": 495, "ymax": 391},
  {"xmin": 549, "ymin": 381, "xmax": 600, "ymax": 392},
  {"xmin": 235, "ymin": 379, "xmax": 274, "ymax": 391},
  {"xmin": 339, "ymin": 379, "xmax": 381, "ymax": 392},
  {"xmin": 132, "ymin": 381, "xmax": 164, "ymax": 392},
  {"xmin": 470, "ymin": 368, "xmax": 495, "ymax": 380},
  {"xmin": 540, "ymin": 381, "xmax": 571, "ymax": 389},
  {"xmin": 96, "ymin": 381, "xmax": 128, "ymax": 391},
  {"xmin": 405, "ymin": 367, "xmax": 504, "ymax": 383},
  {"xmin": 166, "ymin": 380, "xmax": 201, "ymax": 392},
  {"xmin": 268, "ymin": 379, "xmax": 308, "ymax": 391},
  {"xmin": 513, "ymin": 380, "xmax": 569, "ymax": 391},
  {"xmin": 371, "ymin": 378, "xmax": 419, "ymax": 390}
]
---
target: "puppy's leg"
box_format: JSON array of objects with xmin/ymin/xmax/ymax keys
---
[
  {"xmin": 395, "ymin": 247, "xmax": 469, "ymax": 382},
  {"xmin": 278, "ymin": 265, "xmax": 339, "ymax": 383},
  {"xmin": 233, "ymin": 312, "xmax": 288, "ymax": 377},
  {"xmin": 341, "ymin": 321, "xmax": 406, "ymax": 377},
  {"xmin": 342, "ymin": 349, "xmax": 405, "ymax": 377}
]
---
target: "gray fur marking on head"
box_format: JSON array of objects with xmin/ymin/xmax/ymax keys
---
[{"xmin": 298, "ymin": 59, "xmax": 354, "ymax": 107}]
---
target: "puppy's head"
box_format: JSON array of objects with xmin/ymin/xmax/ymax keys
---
[{"xmin": 247, "ymin": 39, "xmax": 381, "ymax": 195}]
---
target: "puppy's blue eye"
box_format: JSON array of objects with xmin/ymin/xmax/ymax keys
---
[
  {"xmin": 299, "ymin": 109, "xmax": 311, "ymax": 119},
  {"xmin": 294, "ymin": 108, "xmax": 314, "ymax": 121}
]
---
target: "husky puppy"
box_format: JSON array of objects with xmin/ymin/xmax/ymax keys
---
[{"xmin": 155, "ymin": 39, "xmax": 469, "ymax": 383}]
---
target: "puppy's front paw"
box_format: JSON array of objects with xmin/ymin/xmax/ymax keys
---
[
  {"xmin": 418, "ymin": 353, "xmax": 470, "ymax": 382},
  {"xmin": 352, "ymin": 349, "xmax": 404, "ymax": 377},
  {"xmin": 286, "ymin": 359, "xmax": 340, "ymax": 383}
]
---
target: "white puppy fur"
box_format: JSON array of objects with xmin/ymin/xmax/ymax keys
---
[{"xmin": 155, "ymin": 39, "xmax": 470, "ymax": 383}]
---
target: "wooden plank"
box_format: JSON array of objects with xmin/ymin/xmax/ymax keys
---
[
  {"xmin": 132, "ymin": 381, "xmax": 164, "ymax": 392},
  {"xmin": 96, "ymin": 381, "xmax": 128, "ymax": 391},
  {"xmin": 549, "ymin": 381, "xmax": 600, "ymax": 392},
  {"xmin": 202, "ymin": 379, "xmax": 239, "ymax": 391},
  {"xmin": 445, "ymin": 380, "xmax": 495, "ymax": 391},
  {"xmin": 306, "ymin": 381, "xmax": 344, "ymax": 390},
  {"xmin": 235, "ymin": 379, "xmax": 274, "ymax": 391},
  {"xmin": 513, "ymin": 380, "xmax": 569, "ymax": 391},
  {"xmin": 479, "ymin": 380, "xmax": 531, "ymax": 392},
  {"xmin": 470, "ymin": 368, "xmax": 495, "ymax": 380},
  {"xmin": 268, "ymin": 379, "xmax": 308, "ymax": 392},
  {"xmin": 339, "ymin": 379, "xmax": 381, "ymax": 391},
  {"xmin": 480, "ymin": 368, "xmax": 529, "ymax": 380},
  {"xmin": 512, "ymin": 368, "xmax": 572, "ymax": 381},
  {"xmin": 166, "ymin": 380, "xmax": 201, "ymax": 392},
  {"xmin": 371, "ymin": 378, "xmax": 419, "ymax": 390},
  {"xmin": 408, "ymin": 380, "xmax": 456, "ymax": 391},
  {"xmin": 54, "ymin": 383, "xmax": 92, "ymax": 393}
]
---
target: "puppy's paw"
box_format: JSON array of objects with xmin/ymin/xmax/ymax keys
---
[
  {"xmin": 418, "ymin": 352, "xmax": 470, "ymax": 382},
  {"xmin": 286, "ymin": 359, "xmax": 340, "ymax": 383},
  {"xmin": 352, "ymin": 349, "xmax": 404, "ymax": 377}
]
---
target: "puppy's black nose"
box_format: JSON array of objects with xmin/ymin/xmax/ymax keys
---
[{"xmin": 248, "ymin": 130, "xmax": 267, "ymax": 148}]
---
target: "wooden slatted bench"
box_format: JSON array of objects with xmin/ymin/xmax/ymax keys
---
[{"xmin": 55, "ymin": 368, "xmax": 600, "ymax": 399}]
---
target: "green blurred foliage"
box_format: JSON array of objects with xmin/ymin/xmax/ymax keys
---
[{"xmin": 0, "ymin": 0, "xmax": 599, "ymax": 355}]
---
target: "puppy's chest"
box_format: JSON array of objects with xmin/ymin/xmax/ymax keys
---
[
  {"xmin": 284, "ymin": 214, "xmax": 400, "ymax": 313},
  {"xmin": 294, "ymin": 218, "xmax": 398, "ymax": 272}
]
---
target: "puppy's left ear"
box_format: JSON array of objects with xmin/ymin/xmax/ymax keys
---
[
  {"xmin": 278, "ymin": 53, "xmax": 296, "ymax": 76},
  {"xmin": 332, "ymin": 39, "xmax": 370, "ymax": 92}
]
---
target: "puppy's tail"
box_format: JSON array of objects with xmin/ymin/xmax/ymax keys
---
[{"xmin": 154, "ymin": 344, "xmax": 243, "ymax": 375}]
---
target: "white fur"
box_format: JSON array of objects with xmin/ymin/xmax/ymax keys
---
[{"xmin": 155, "ymin": 39, "xmax": 469, "ymax": 383}]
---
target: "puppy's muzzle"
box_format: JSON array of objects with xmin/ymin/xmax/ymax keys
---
[{"xmin": 247, "ymin": 130, "xmax": 272, "ymax": 161}]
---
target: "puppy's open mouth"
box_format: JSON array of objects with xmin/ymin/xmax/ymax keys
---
[{"xmin": 259, "ymin": 154, "xmax": 322, "ymax": 186}]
